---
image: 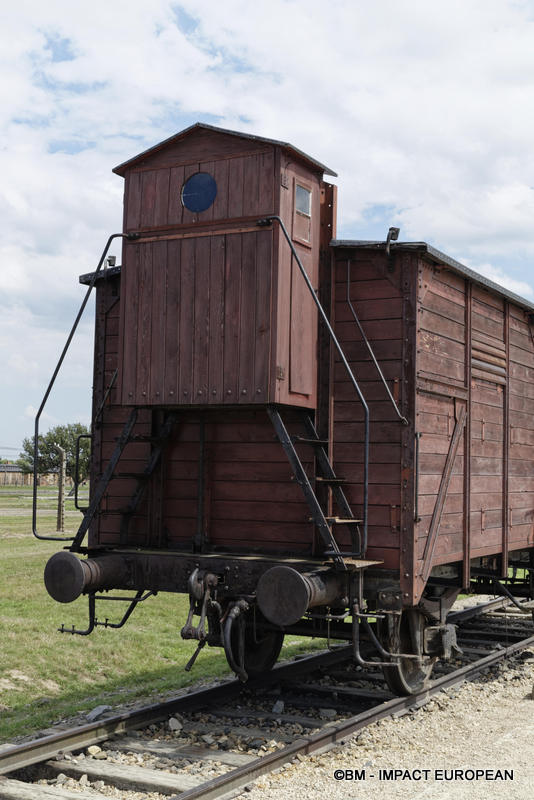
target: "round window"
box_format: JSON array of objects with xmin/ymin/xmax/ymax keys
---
[{"xmin": 181, "ymin": 172, "xmax": 217, "ymax": 213}]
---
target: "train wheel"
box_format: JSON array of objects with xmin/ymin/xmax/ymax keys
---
[
  {"xmin": 228, "ymin": 611, "xmax": 284, "ymax": 679},
  {"xmin": 379, "ymin": 609, "xmax": 434, "ymax": 696}
]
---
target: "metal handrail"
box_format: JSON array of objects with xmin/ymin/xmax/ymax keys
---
[
  {"xmin": 32, "ymin": 232, "xmax": 138, "ymax": 541},
  {"xmin": 346, "ymin": 259, "xmax": 409, "ymax": 426},
  {"xmin": 257, "ymin": 215, "xmax": 369, "ymax": 556},
  {"xmin": 74, "ymin": 433, "xmax": 92, "ymax": 511}
]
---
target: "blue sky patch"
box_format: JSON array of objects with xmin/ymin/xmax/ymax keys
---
[
  {"xmin": 48, "ymin": 140, "xmax": 96, "ymax": 155},
  {"xmin": 338, "ymin": 202, "xmax": 400, "ymax": 242},
  {"xmin": 13, "ymin": 114, "xmax": 51, "ymax": 128},
  {"xmin": 44, "ymin": 32, "xmax": 77, "ymax": 62},
  {"xmin": 172, "ymin": 6, "xmax": 199, "ymax": 35}
]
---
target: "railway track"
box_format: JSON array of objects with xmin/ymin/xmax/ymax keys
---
[{"xmin": 1, "ymin": 598, "xmax": 533, "ymax": 800}]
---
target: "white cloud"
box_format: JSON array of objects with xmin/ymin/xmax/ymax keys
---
[
  {"xmin": 24, "ymin": 405, "xmax": 57, "ymax": 426},
  {"xmin": 474, "ymin": 263, "xmax": 534, "ymax": 299},
  {"xmin": 2, "ymin": 0, "xmax": 534, "ymax": 446}
]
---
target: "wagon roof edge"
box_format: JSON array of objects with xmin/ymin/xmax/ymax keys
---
[
  {"xmin": 331, "ymin": 239, "xmax": 534, "ymax": 313},
  {"xmin": 79, "ymin": 265, "xmax": 121, "ymax": 285},
  {"xmin": 112, "ymin": 122, "xmax": 337, "ymax": 177}
]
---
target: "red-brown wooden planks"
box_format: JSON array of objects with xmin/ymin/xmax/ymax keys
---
[
  {"xmin": 154, "ymin": 168, "xmax": 170, "ymax": 225},
  {"xmin": 254, "ymin": 229, "xmax": 273, "ymax": 400},
  {"xmin": 168, "ymin": 165, "xmax": 185, "ymax": 226},
  {"xmin": 238, "ymin": 233, "xmax": 257, "ymax": 398},
  {"xmin": 140, "ymin": 170, "xmax": 157, "ymax": 228},
  {"xmin": 124, "ymin": 128, "xmax": 268, "ymax": 171},
  {"xmin": 330, "ymin": 252, "xmax": 405, "ymax": 576},
  {"xmin": 150, "ymin": 241, "xmax": 167, "ymax": 402},
  {"xmin": 212, "ymin": 158, "xmax": 229, "ymax": 219},
  {"xmin": 164, "ymin": 238, "xmax": 181, "ymax": 401},
  {"xmin": 125, "ymin": 171, "xmax": 142, "ymax": 230},
  {"xmin": 223, "ymin": 233, "xmax": 242, "ymax": 402},
  {"xmin": 421, "ymin": 290, "xmax": 465, "ymax": 325},
  {"xmin": 99, "ymin": 131, "xmax": 534, "ymax": 579},
  {"xmin": 178, "ymin": 237, "xmax": 195, "ymax": 401},
  {"xmin": 258, "ymin": 150, "xmax": 275, "ymax": 213},
  {"xmin": 243, "ymin": 153, "xmax": 260, "ymax": 216},
  {"xmin": 193, "ymin": 236, "xmax": 211, "ymax": 401},
  {"xmin": 290, "ymin": 246, "xmax": 316, "ymax": 396},
  {"xmin": 119, "ymin": 244, "xmax": 138, "ymax": 403},
  {"xmin": 181, "ymin": 162, "xmax": 200, "ymax": 227},
  {"xmin": 227, "ymin": 157, "xmax": 245, "ymax": 218},
  {"xmin": 208, "ymin": 235, "xmax": 226, "ymax": 403}
]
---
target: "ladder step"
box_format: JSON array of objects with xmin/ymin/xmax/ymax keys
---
[
  {"xmin": 100, "ymin": 509, "xmax": 136, "ymax": 516},
  {"xmin": 113, "ymin": 435, "xmax": 159, "ymax": 443},
  {"xmin": 292, "ymin": 436, "xmax": 329, "ymax": 447},
  {"xmin": 326, "ymin": 517, "xmax": 363, "ymax": 524},
  {"xmin": 316, "ymin": 476, "xmax": 346, "ymax": 485}
]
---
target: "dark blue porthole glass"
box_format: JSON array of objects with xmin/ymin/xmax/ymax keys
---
[{"xmin": 181, "ymin": 172, "xmax": 217, "ymax": 213}]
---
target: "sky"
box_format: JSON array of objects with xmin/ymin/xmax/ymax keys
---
[{"xmin": 1, "ymin": 0, "xmax": 534, "ymax": 456}]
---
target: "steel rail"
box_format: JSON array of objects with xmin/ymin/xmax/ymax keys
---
[
  {"xmin": 0, "ymin": 600, "xmax": 521, "ymax": 776},
  {"xmin": 447, "ymin": 596, "xmax": 515, "ymax": 624},
  {"xmin": 2, "ymin": 616, "xmax": 532, "ymax": 797},
  {"xmin": 172, "ymin": 629, "xmax": 534, "ymax": 800},
  {"xmin": 0, "ymin": 647, "xmax": 351, "ymax": 775},
  {"xmin": 448, "ymin": 595, "xmax": 534, "ymax": 624},
  {"xmin": 0, "ymin": 598, "xmax": 534, "ymax": 800}
]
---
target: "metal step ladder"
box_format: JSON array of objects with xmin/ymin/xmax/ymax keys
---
[
  {"xmin": 70, "ymin": 409, "xmax": 177, "ymax": 551},
  {"xmin": 267, "ymin": 407, "xmax": 363, "ymax": 570}
]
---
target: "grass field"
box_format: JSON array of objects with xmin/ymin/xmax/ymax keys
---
[{"xmin": 0, "ymin": 486, "xmax": 321, "ymax": 743}]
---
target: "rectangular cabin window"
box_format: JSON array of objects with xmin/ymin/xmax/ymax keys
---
[
  {"xmin": 293, "ymin": 181, "xmax": 312, "ymax": 245},
  {"xmin": 295, "ymin": 184, "xmax": 311, "ymax": 217}
]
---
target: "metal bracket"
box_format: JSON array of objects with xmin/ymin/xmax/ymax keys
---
[
  {"xmin": 58, "ymin": 589, "xmax": 153, "ymax": 636},
  {"xmin": 181, "ymin": 569, "xmax": 219, "ymax": 642}
]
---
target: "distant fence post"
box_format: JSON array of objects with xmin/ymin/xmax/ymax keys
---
[{"xmin": 55, "ymin": 445, "xmax": 66, "ymax": 532}]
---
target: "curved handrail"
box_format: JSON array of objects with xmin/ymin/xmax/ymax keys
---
[
  {"xmin": 257, "ymin": 216, "xmax": 370, "ymax": 556},
  {"xmin": 346, "ymin": 259, "xmax": 409, "ymax": 425},
  {"xmin": 32, "ymin": 232, "xmax": 137, "ymax": 541}
]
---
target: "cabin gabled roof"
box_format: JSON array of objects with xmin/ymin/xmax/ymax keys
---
[{"xmin": 113, "ymin": 122, "xmax": 337, "ymax": 177}]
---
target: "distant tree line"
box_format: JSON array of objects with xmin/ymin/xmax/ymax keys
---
[{"xmin": 18, "ymin": 423, "xmax": 91, "ymax": 485}]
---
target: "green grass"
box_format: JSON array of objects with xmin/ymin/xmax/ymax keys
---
[{"xmin": 0, "ymin": 487, "xmax": 323, "ymax": 743}]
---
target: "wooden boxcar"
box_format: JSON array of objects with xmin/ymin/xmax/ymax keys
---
[{"xmin": 42, "ymin": 123, "xmax": 534, "ymax": 694}]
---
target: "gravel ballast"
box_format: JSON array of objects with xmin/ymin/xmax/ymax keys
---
[{"xmin": 236, "ymin": 651, "xmax": 534, "ymax": 800}]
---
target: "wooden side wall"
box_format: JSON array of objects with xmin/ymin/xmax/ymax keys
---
[
  {"xmin": 92, "ymin": 409, "xmax": 316, "ymax": 554},
  {"xmin": 88, "ymin": 273, "xmax": 152, "ymax": 548},
  {"xmin": 90, "ymin": 243, "xmax": 534, "ymax": 596},
  {"xmin": 119, "ymin": 230, "xmax": 274, "ymax": 406},
  {"xmin": 90, "ymin": 273, "xmax": 314, "ymax": 551},
  {"xmin": 415, "ymin": 262, "xmax": 534, "ymax": 594},
  {"xmin": 273, "ymin": 160, "xmax": 321, "ymax": 406},
  {"xmin": 118, "ymin": 131, "xmax": 322, "ymax": 410},
  {"xmin": 124, "ymin": 135, "xmax": 275, "ymax": 234},
  {"xmin": 158, "ymin": 412, "xmax": 314, "ymax": 553},
  {"xmin": 508, "ymin": 304, "xmax": 534, "ymax": 552},
  {"xmin": 415, "ymin": 264, "xmax": 468, "ymax": 581},
  {"xmin": 331, "ymin": 251, "xmax": 407, "ymax": 571}
]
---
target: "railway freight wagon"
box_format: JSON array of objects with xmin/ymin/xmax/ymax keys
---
[{"xmin": 41, "ymin": 123, "xmax": 534, "ymax": 695}]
